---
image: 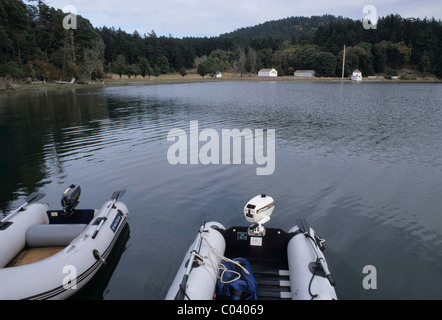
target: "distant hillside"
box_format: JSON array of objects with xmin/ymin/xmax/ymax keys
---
[
  {"xmin": 1, "ymin": 1, "xmax": 441, "ymax": 82},
  {"xmin": 219, "ymin": 15, "xmax": 346, "ymax": 40}
]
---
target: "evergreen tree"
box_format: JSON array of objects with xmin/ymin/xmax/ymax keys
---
[
  {"xmin": 419, "ymin": 53, "xmax": 431, "ymax": 77},
  {"xmin": 113, "ymin": 54, "xmax": 127, "ymax": 78},
  {"xmin": 179, "ymin": 66, "xmax": 187, "ymax": 78},
  {"xmin": 138, "ymin": 57, "xmax": 152, "ymax": 79},
  {"xmin": 197, "ymin": 63, "xmax": 208, "ymax": 78},
  {"xmin": 153, "ymin": 64, "xmax": 161, "ymax": 78}
]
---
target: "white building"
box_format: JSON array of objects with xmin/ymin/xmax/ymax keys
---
[
  {"xmin": 258, "ymin": 68, "xmax": 278, "ymax": 77},
  {"xmin": 351, "ymin": 69, "xmax": 362, "ymax": 81},
  {"xmin": 294, "ymin": 70, "xmax": 316, "ymax": 78}
]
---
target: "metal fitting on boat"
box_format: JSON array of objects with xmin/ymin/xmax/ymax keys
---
[{"xmin": 93, "ymin": 249, "xmax": 107, "ymax": 265}]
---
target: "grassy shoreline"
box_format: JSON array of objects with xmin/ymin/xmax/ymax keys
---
[{"xmin": 2, "ymin": 72, "xmax": 441, "ymax": 93}]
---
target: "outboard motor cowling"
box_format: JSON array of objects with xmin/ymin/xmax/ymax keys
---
[
  {"xmin": 61, "ymin": 184, "xmax": 81, "ymax": 216},
  {"xmin": 244, "ymin": 194, "xmax": 274, "ymax": 236}
]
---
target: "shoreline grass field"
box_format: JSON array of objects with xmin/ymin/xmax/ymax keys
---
[{"xmin": 2, "ymin": 70, "xmax": 440, "ymax": 93}]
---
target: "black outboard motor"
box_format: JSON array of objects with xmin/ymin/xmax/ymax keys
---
[{"xmin": 61, "ymin": 184, "xmax": 81, "ymax": 216}]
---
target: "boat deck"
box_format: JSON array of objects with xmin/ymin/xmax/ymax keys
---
[
  {"xmin": 219, "ymin": 226, "xmax": 293, "ymax": 300},
  {"xmin": 6, "ymin": 247, "xmax": 64, "ymax": 268},
  {"xmin": 4, "ymin": 209, "xmax": 94, "ymax": 269},
  {"xmin": 253, "ymin": 264, "xmax": 291, "ymax": 300}
]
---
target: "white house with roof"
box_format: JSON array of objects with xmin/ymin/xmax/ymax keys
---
[
  {"xmin": 294, "ymin": 70, "xmax": 316, "ymax": 78},
  {"xmin": 258, "ymin": 68, "xmax": 278, "ymax": 77},
  {"xmin": 351, "ymin": 69, "xmax": 362, "ymax": 81}
]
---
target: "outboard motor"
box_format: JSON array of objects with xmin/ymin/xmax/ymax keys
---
[
  {"xmin": 61, "ymin": 184, "xmax": 81, "ymax": 216},
  {"xmin": 244, "ymin": 194, "xmax": 274, "ymax": 236}
]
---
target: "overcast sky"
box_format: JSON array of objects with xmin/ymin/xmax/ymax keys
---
[{"xmin": 42, "ymin": 0, "xmax": 442, "ymax": 38}]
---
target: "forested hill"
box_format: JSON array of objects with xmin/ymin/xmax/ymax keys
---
[
  {"xmin": 1, "ymin": 0, "xmax": 441, "ymax": 83},
  {"xmin": 220, "ymin": 15, "xmax": 341, "ymax": 40}
]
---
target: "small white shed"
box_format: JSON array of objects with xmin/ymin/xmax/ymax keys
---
[
  {"xmin": 351, "ymin": 69, "xmax": 362, "ymax": 81},
  {"xmin": 258, "ymin": 68, "xmax": 278, "ymax": 77}
]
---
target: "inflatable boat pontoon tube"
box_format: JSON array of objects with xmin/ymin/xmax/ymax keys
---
[
  {"xmin": 166, "ymin": 195, "xmax": 337, "ymax": 300},
  {"xmin": 0, "ymin": 188, "xmax": 129, "ymax": 300}
]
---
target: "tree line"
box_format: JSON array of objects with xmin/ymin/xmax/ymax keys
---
[
  {"xmin": 1, "ymin": 0, "xmax": 441, "ymax": 82},
  {"xmin": 0, "ymin": 0, "xmax": 105, "ymax": 82}
]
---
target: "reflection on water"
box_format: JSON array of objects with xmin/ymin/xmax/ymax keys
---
[{"xmin": 1, "ymin": 81, "xmax": 442, "ymax": 300}]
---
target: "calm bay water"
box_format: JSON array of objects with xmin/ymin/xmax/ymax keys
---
[{"xmin": 1, "ymin": 81, "xmax": 441, "ymax": 300}]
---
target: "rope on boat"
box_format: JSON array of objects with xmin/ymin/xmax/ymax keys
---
[{"xmin": 194, "ymin": 231, "xmax": 250, "ymax": 285}]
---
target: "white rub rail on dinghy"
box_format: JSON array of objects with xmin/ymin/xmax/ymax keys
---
[
  {"xmin": 166, "ymin": 194, "xmax": 337, "ymax": 300},
  {"xmin": 0, "ymin": 185, "xmax": 129, "ymax": 300}
]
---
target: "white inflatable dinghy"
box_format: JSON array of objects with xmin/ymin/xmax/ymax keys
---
[
  {"xmin": 0, "ymin": 185, "xmax": 129, "ymax": 300},
  {"xmin": 166, "ymin": 194, "xmax": 337, "ymax": 300}
]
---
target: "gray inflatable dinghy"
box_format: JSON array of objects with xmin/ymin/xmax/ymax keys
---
[
  {"xmin": 0, "ymin": 185, "xmax": 129, "ymax": 300},
  {"xmin": 166, "ymin": 194, "xmax": 337, "ymax": 300}
]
